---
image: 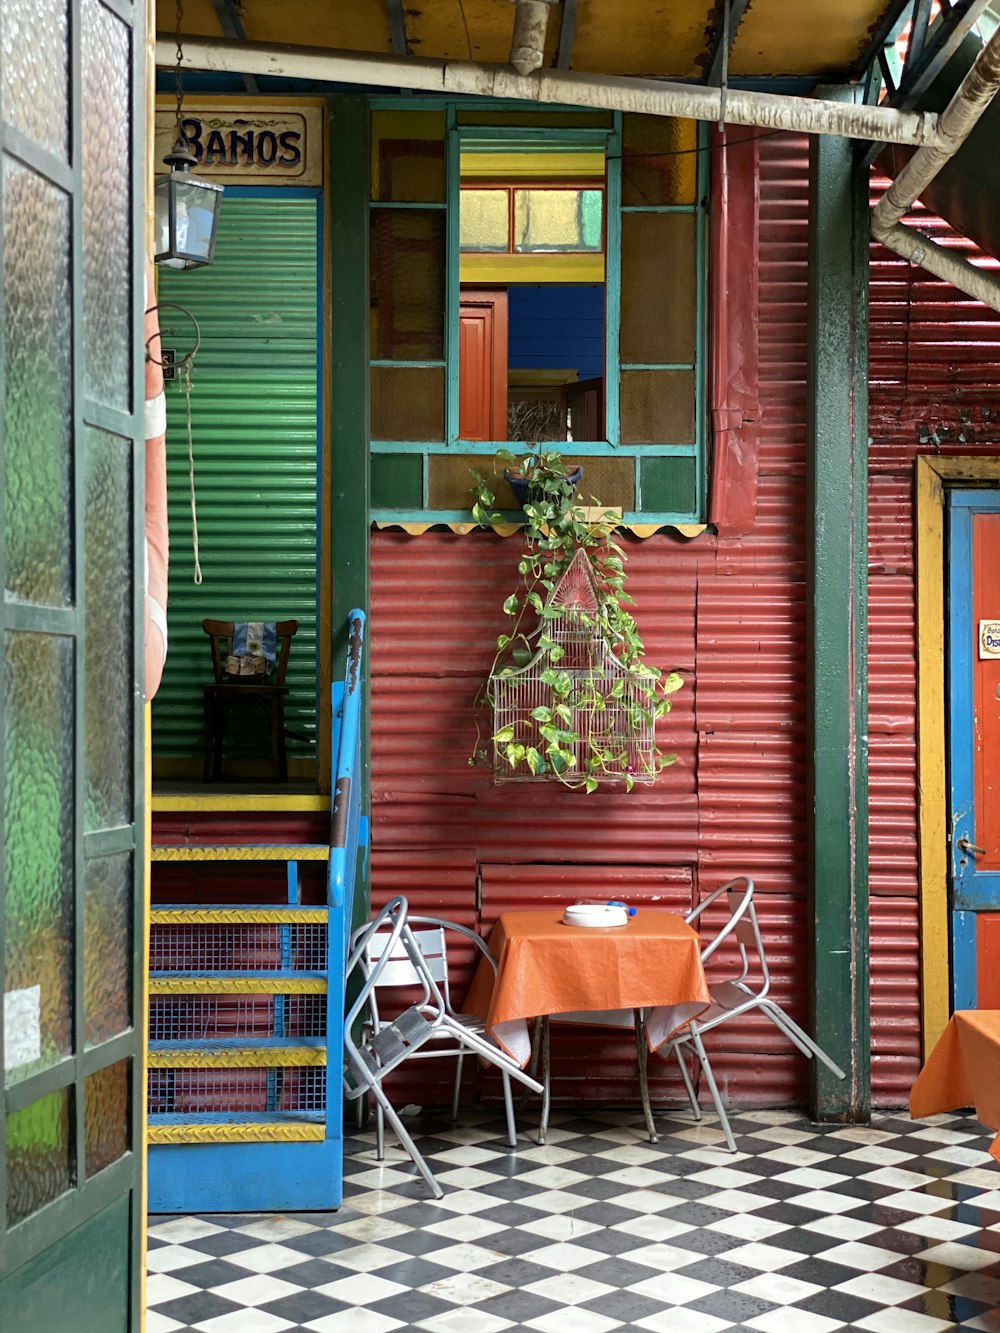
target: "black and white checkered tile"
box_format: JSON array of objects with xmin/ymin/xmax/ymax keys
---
[{"xmin": 148, "ymin": 1109, "xmax": 1000, "ymax": 1332}]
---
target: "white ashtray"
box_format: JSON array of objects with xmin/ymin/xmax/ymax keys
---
[{"xmin": 561, "ymin": 903, "xmax": 628, "ymax": 928}]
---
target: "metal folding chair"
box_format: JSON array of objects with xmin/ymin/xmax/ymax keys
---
[
  {"xmin": 660, "ymin": 876, "xmax": 847, "ymax": 1152},
  {"xmin": 343, "ymin": 897, "xmax": 543, "ymax": 1198}
]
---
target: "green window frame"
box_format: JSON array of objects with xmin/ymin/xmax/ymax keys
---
[{"xmin": 369, "ymin": 100, "xmax": 708, "ymax": 529}]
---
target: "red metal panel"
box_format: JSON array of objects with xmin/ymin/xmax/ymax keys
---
[{"xmin": 978, "ymin": 915, "xmax": 1000, "ymax": 1008}]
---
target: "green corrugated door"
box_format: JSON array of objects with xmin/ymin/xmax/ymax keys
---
[{"xmin": 152, "ymin": 194, "xmax": 320, "ymax": 772}]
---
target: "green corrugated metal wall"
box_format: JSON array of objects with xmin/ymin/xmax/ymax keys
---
[{"xmin": 152, "ymin": 195, "xmax": 320, "ymax": 769}]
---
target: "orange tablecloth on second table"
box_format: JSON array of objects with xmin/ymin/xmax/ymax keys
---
[
  {"xmin": 464, "ymin": 908, "xmax": 711, "ymax": 1067},
  {"xmin": 910, "ymin": 1010, "xmax": 1000, "ymax": 1163}
]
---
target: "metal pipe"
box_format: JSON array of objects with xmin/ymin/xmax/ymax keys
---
[
  {"xmin": 154, "ymin": 35, "xmax": 944, "ymax": 147},
  {"xmin": 871, "ymin": 26, "xmax": 1000, "ymax": 313}
]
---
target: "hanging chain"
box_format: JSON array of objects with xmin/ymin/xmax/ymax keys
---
[{"xmin": 174, "ymin": 0, "xmax": 185, "ymax": 137}]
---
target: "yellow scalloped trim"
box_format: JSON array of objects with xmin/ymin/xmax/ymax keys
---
[{"xmin": 374, "ymin": 519, "xmax": 707, "ymax": 539}]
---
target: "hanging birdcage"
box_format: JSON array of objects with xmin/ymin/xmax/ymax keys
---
[{"xmin": 489, "ymin": 548, "xmax": 658, "ymax": 785}]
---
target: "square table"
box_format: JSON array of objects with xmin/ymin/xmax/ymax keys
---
[
  {"xmin": 464, "ymin": 907, "xmax": 711, "ymax": 1068},
  {"xmin": 910, "ymin": 1009, "xmax": 1000, "ymax": 1162}
]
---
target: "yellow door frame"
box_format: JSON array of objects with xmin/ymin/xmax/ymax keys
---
[{"xmin": 916, "ymin": 456, "xmax": 1000, "ymax": 1056}]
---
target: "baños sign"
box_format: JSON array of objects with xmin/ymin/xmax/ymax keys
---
[{"xmin": 154, "ymin": 100, "xmax": 323, "ymax": 186}]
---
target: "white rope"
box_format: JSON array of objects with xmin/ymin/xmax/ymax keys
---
[{"xmin": 182, "ymin": 360, "xmax": 203, "ymax": 584}]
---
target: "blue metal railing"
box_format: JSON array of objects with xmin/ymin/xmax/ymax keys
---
[{"xmin": 326, "ymin": 609, "xmax": 366, "ymax": 1140}]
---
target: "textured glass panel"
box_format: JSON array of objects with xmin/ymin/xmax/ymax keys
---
[
  {"xmin": 622, "ymin": 114, "xmax": 698, "ymax": 206},
  {"xmin": 427, "ymin": 453, "xmax": 634, "ymax": 511},
  {"xmin": 370, "ymin": 209, "xmax": 446, "ymax": 360},
  {"xmin": 370, "ymin": 366, "xmax": 445, "ymax": 442},
  {"xmin": 640, "ymin": 456, "xmax": 698, "ymax": 514},
  {"xmin": 620, "ymin": 370, "xmax": 696, "ymax": 445},
  {"xmin": 85, "ymin": 1060, "xmax": 131, "ymax": 1178},
  {"xmin": 84, "ymin": 854, "xmax": 133, "ymax": 1047},
  {"xmin": 371, "ymin": 454, "xmax": 423, "ymax": 508},
  {"xmin": 371, "ymin": 110, "xmax": 445, "ymax": 202},
  {"xmin": 514, "ymin": 190, "xmax": 603, "ymax": 252},
  {"xmin": 84, "ymin": 427, "xmax": 133, "ymax": 831},
  {"xmin": 1, "ymin": 0, "xmax": 69, "ymax": 158},
  {"xmin": 4, "ymin": 631, "xmax": 75, "ymax": 1085},
  {"xmin": 7, "ymin": 1089, "xmax": 74, "ymax": 1225},
  {"xmin": 621, "ymin": 213, "xmax": 697, "ymax": 365},
  {"xmin": 82, "ymin": 0, "xmax": 131, "ymax": 411},
  {"xmin": 3, "ymin": 157, "xmax": 73, "ymax": 606},
  {"xmin": 460, "ymin": 190, "xmax": 509, "ymax": 252}
]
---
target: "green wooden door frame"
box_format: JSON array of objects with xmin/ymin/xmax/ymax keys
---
[
  {"xmin": 328, "ymin": 95, "xmax": 371, "ymax": 930},
  {"xmin": 805, "ymin": 134, "xmax": 871, "ymax": 1121}
]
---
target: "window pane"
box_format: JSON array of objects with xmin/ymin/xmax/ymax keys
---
[
  {"xmin": 4, "ymin": 631, "xmax": 75, "ymax": 1085},
  {"xmin": 82, "ymin": 0, "xmax": 131, "ymax": 412},
  {"xmin": 1, "ymin": 0, "xmax": 69, "ymax": 159},
  {"xmin": 621, "ymin": 212, "xmax": 697, "ymax": 365},
  {"xmin": 371, "ymin": 454, "xmax": 423, "ymax": 508},
  {"xmin": 514, "ymin": 189, "xmax": 603, "ymax": 252},
  {"xmin": 84, "ymin": 853, "xmax": 133, "ymax": 1047},
  {"xmin": 6, "ymin": 1088, "xmax": 74, "ymax": 1225},
  {"xmin": 84, "ymin": 427, "xmax": 133, "ymax": 832},
  {"xmin": 85, "ymin": 1059, "xmax": 131, "ymax": 1178},
  {"xmin": 620, "ymin": 370, "xmax": 696, "ymax": 445},
  {"xmin": 641, "ymin": 456, "xmax": 697, "ymax": 513},
  {"xmin": 371, "ymin": 366, "xmax": 445, "ymax": 442},
  {"xmin": 460, "ymin": 190, "xmax": 509, "ymax": 252},
  {"xmin": 622, "ymin": 114, "xmax": 698, "ymax": 206},
  {"xmin": 371, "ymin": 110, "xmax": 445, "ymax": 202},
  {"xmin": 370, "ymin": 209, "xmax": 445, "ymax": 360},
  {"xmin": 3, "ymin": 157, "xmax": 73, "ymax": 607}
]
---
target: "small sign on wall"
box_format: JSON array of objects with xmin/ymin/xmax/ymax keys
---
[
  {"xmin": 979, "ymin": 620, "xmax": 1000, "ymax": 658},
  {"xmin": 154, "ymin": 99, "xmax": 324, "ymax": 186}
]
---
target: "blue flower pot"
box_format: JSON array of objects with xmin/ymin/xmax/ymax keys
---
[{"xmin": 504, "ymin": 465, "xmax": 583, "ymax": 509}]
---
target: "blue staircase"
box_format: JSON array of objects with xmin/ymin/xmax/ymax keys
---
[{"xmin": 146, "ymin": 611, "xmax": 366, "ymax": 1212}]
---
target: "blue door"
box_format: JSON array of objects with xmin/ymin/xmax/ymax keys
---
[{"xmin": 948, "ymin": 490, "xmax": 1000, "ymax": 1008}]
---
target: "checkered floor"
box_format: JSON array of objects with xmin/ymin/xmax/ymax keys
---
[{"xmin": 147, "ymin": 1108, "xmax": 1000, "ymax": 1332}]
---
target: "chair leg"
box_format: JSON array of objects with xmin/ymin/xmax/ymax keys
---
[
  {"xmin": 450, "ymin": 1052, "xmax": 465, "ymax": 1121},
  {"xmin": 760, "ymin": 1001, "xmax": 847, "ymax": 1080},
  {"xmin": 675, "ymin": 1043, "xmax": 702, "ymax": 1121},
  {"xmin": 501, "ymin": 1070, "xmax": 517, "ymax": 1149},
  {"xmin": 275, "ymin": 698, "xmax": 288, "ymax": 782},
  {"xmin": 375, "ymin": 1100, "xmax": 385, "ymax": 1160},
  {"xmin": 634, "ymin": 1009, "xmax": 658, "ymax": 1144},
  {"xmin": 536, "ymin": 1016, "xmax": 551, "ymax": 1146},
  {"xmin": 366, "ymin": 1078, "xmax": 443, "ymax": 1199},
  {"xmin": 689, "ymin": 1028, "xmax": 737, "ymax": 1154}
]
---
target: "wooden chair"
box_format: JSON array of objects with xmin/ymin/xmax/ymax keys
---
[{"xmin": 201, "ymin": 619, "xmax": 298, "ymax": 782}]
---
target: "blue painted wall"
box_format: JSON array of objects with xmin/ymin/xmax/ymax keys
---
[{"xmin": 507, "ymin": 284, "xmax": 604, "ymax": 380}]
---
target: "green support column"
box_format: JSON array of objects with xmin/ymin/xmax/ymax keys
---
[
  {"xmin": 328, "ymin": 94, "xmax": 371, "ymax": 927},
  {"xmin": 806, "ymin": 134, "xmax": 870, "ymax": 1121}
]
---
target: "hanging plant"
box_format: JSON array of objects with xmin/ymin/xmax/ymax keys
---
[{"xmin": 469, "ymin": 449, "xmax": 685, "ymax": 793}]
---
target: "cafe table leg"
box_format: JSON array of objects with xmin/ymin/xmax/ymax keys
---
[
  {"xmin": 537, "ymin": 1016, "xmax": 552, "ymax": 1146},
  {"xmin": 634, "ymin": 1009, "xmax": 658, "ymax": 1143}
]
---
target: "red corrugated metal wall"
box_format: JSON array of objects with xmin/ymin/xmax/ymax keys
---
[{"xmin": 368, "ymin": 137, "xmax": 1000, "ymax": 1111}]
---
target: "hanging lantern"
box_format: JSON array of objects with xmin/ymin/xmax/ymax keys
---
[
  {"xmin": 154, "ymin": 140, "xmax": 223, "ymax": 270},
  {"xmin": 154, "ymin": 0, "xmax": 223, "ymax": 270}
]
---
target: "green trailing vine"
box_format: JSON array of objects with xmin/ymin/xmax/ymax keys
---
[{"xmin": 469, "ymin": 448, "xmax": 684, "ymax": 793}]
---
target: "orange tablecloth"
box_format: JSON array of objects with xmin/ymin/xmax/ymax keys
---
[
  {"xmin": 910, "ymin": 1010, "xmax": 1000, "ymax": 1163},
  {"xmin": 465, "ymin": 908, "xmax": 711, "ymax": 1066}
]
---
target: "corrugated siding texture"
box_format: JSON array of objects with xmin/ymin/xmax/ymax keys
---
[
  {"xmin": 152, "ymin": 197, "xmax": 319, "ymax": 761},
  {"xmin": 867, "ymin": 175, "xmax": 1000, "ymax": 1103}
]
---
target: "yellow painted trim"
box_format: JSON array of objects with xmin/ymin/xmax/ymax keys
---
[
  {"xmin": 148, "ymin": 1121, "xmax": 325, "ymax": 1144},
  {"xmin": 459, "ymin": 150, "xmax": 606, "ymax": 179},
  {"xmin": 460, "ymin": 252, "xmax": 605, "ymax": 284},
  {"xmin": 141, "ymin": 702, "xmax": 151, "ymax": 1332},
  {"xmin": 149, "ymin": 976, "xmax": 328, "ymax": 994},
  {"xmin": 915, "ymin": 456, "xmax": 1000, "ymax": 1058},
  {"xmin": 151, "ymin": 844, "xmax": 329, "ymax": 861},
  {"xmin": 152, "ymin": 793, "xmax": 330, "ymax": 813},
  {"xmin": 148, "ymin": 1046, "xmax": 327, "ymax": 1069},
  {"xmin": 151, "ymin": 907, "xmax": 328, "ymax": 925},
  {"xmin": 375, "ymin": 519, "xmax": 707, "ymax": 539}
]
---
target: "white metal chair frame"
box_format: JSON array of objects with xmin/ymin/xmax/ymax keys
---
[
  {"xmin": 343, "ymin": 897, "xmax": 542, "ymax": 1198},
  {"xmin": 662, "ymin": 876, "xmax": 847, "ymax": 1153}
]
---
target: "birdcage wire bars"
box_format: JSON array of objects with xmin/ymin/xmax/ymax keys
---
[{"xmin": 489, "ymin": 549, "xmax": 658, "ymax": 785}]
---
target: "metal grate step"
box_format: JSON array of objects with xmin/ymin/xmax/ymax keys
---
[
  {"xmin": 151, "ymin": 844, "xmax": 330, "ymax": 862},
  {"xmin": 149, "ymin": 973, "xmax": 328, "ymax": 995},
  {"xmin": 148, "ymin": 1038, "xmax": 328, "ymax": 1068},
  {"xmin": 147, "ymin": 1111, "xmax": 325, "ymax": 1144}
]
